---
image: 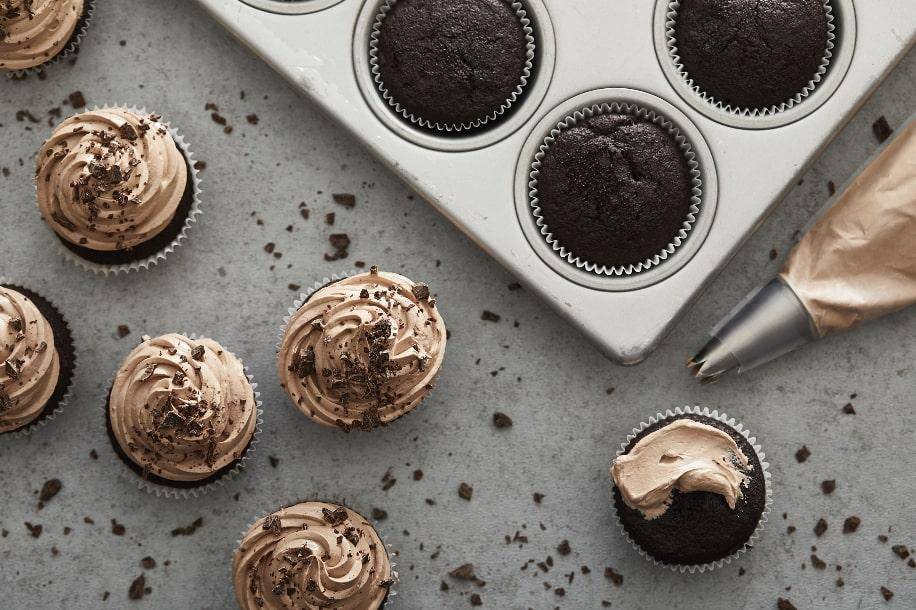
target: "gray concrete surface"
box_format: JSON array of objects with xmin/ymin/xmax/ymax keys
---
[{"xmin": 1, "ymin": 2, "xmax": 914, "ymax": 609}]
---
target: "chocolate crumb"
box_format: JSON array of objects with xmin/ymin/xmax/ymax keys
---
[
  {"xmin": 322, "ymin": 507, "xmax": 348, "ymax": 527},
  {"xmin": 470, "ymin": 593, "xmax": 482, "ymax": 606},
  {"xmin": 814, "ymin": 518, "xmax": 828, "ymax": 537},
  {"xmin": 191, "ymin": 345, "xmax": 205, "ymax": 361},
  {"xmin": 171, "ymin": 517, "xmax": 203, "ymax": 536},
  {"xmin": 193, "ymin": 160, "xmax": 207, "ymax": 172},
  {"xmin": 604, "ymin": 567, "xmax": 623, "ymax": 586},
  {"xmin": 332, "ymin": 193, "xmax": 356, "ymax": 208},
  {"xmin": 440, "ymin": 581, "xmax": 449, "ymax": 591},
  {"xmin": 879, "ymin": 535, "xmax": 888, "ymax": 543},
  {"xmin": 128, "ymin": 574, "xmax": 145, "ymax": 600},
  {"xmin": 769, "ymin": 248, "xmax": 778, "ymax": 260},
  {"xmin": 25, "ymin": 522, "xmax": 42, "ymax": 538},
  {"xmin": 843, "ymin": 516, "xmax": 860, "ymax": 533},
  {"xmin": 141, "ymin": 557, "xmax": 156, "ymax": 570},
  {"xmin": 264, "ymin": 242, "xmax": 276, "ymax": 254},
  {"xmin": 246, "ymin": 114, "xmax": 259, "ymax": 125},
  {"xmin": 827, "ymin": 181, "xmax": 836, "ymax": 196},
  {"xmin": 872, "ymin": 116, "xmax": 893, "ymax": 143},
  {"xmin": 449, "ymin": 563, "xmax": 485, "ymax": 586},
  {"xmin": 842, "ymin": 403, "xmax": 856, "ymax": 414},
  {"xmin": 111, "ymin": 519, "xmax": 126, "ymax": 536},
  {"xmin": 493, "ymin": 412, "xmax": 513, "ymax": 428},
  {"xmin": 892, "ymin": 545, "xmax": 910, "ymax": 560},
  {"xmin": 288, "ymin": 283, "xmax": 301, "ymax": 291},
  {"xmin": 880, "ymin": 586, "xmax": 893, "ymax": 601},
  {"xmin": 458, "ymin": 482, "xmax": 473, "ymax": 501},
  {"xmin": 821, "ymin": 480, "xmax": 836, "ymax": 495},
  {"xmin": 117, "ymin": 325, "xmax": 130, "ymax": 338},
  {"xmin": 413, "ymin": 469, "xmax": 424, "ymax": 481},
  {"xmin": 795, "ymin": 446, "xmax": 810, "ymax": 463},
  {"xmin": 836, "ymin": 577, "xmax": 844, "ymax": 587},
  {"xmin": 480, "ymin": 310, "xmax": 500, "ymax": 323},
  {"xmin": 371, "ymin": 508, "xmax": 388, "ymax": 521},
  {"xmin": 810, "ymin": 554, "xmax": 826, "ymax": 570},
  {"xmin": 38, "ymin": 479, "xmax": 62, "ymax": 507},
  {"xmin": 68, "ymin": 91, "xmax": 86, "ymax": 109},
  {"xmin": 90, "ymin": 449, "xmax": 98, "ymax": 460},
  {"xmin": 325, "ymin": 212, "xmax": 335, "ymax": 226},
  {"xmin": 268, "ymin": 456, "xmax": 279, "ymax": 468},
  {"xmin": 557, "ymin": 540, "xmax": 571, "ymax": 556},
  {"xmin": 411, "ymin": 283, "xmax": 431, "ymax": 301},
  {"xmin": 777, "ymin": 599, "xmax": 797, "ymax": 610}
]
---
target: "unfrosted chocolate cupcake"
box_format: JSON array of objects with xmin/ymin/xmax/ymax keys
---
[
  {"xmin": 673, "ymin": 0, "xmax": 831, "ymax": 110},
  {"xmin": 277, "ymin": 268, "xmax": 446, "ymax": 432},
  {"xmin": 0, "ymin": 0, "xmax": 92, "ymax": 73},
  {"xmin": 0, "ymin": 284, "xmax": 75, "ymax": 434},
  {"xmin": 107, "ymin": 333, "xmax": 258, "ymax": 490},
  {"xmin": 36, "ymin": 108, "xmax": 197, "ymax": 268},
  {"xmin": 610, "ymin": 412, "xmax": 768, "ymax": 567},
  {"xmin": 373, "ymin": 0, "xmax": 533, "ymax": 130},
  {"xmin": 532, "ymin": 110, "xmax": 695, "ymax": 271},
  {"xmin": 234, "ymin": 501, "xmax": 395, "ymax": 610}
]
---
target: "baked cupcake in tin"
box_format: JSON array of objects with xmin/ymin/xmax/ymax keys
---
[
  {"xmin": 0, "ymin": 0, "xmax": 93, "ymax": 75},
  {"xmin": 0, "ymin": 283, "xmax": 75, "ymax": 435},
  {"xmin": 671, "ymin": 0, "xmax": 833, "ymax": 112},
  {"xmin": 106, "ymin": 333, "xmax": 258, "ymax": 492},
  {"xmin": 610, "ymin": 408, "xmax": 769, "ymax": 570},
  {"xmin": 278, "ymin": 267, "xmax": 446, "ymax": 432},
  {"xmin": 234, "ymin": 501, "xmax": 396, "ymax": 609},
  {"xmin": 371, "ymin": 0, "xmax": 535, "ymax": 131},
  {"xmin": 36, "ymin": 107, "xmax": 201, "ymax": 272},
  {"xmin": 530, "ymin": 106, "xmax": 700, "ymax": 274}
]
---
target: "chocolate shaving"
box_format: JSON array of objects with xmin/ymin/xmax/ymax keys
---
[
  {"xmin": 263, "ymin": 514, "xmax": 282, "ymax": 535},
  {"xmin": 843, "ymin": 516, "xmax": 860, "ymax": 533},
  {"xmin": 139, "ymin": 363, "xmax": 156, "ymax": 382},
  {"xmin": 171, "ymin": 517, "xmax": 203, "ymax": 537},
  {"xmin": 493, "ymin": 412, "xmax": 513, "ymax": 428},
  {"xmin": 38, "ymin": 479, "xmax": 62, "ymax": 507},
  {"xmin": 119, "ymin": 123, "xmax": 138, "ymax": 141},
  {"xmin": 458, "ymin": 482, "xmax": 473, "ymax": 501},
  {"xmin": 814, "ymin": 518, "xmax": 828, "ymax": 537},
  {"xmin": 128, "ymin": 575, "xmax": 145, "ymax": 600},
  {"xmin": 4, "ymin": 359, "xmax": 20, "ymax": 380},
  {"xmin": 0, "ymin": 389, "xmax": 12, "ymax": 412},
  {"xmin": 322, "ymin": 507, "xmax": 348, "ymax": 527},
  {"xmin": 604, "ymin": 567, "xmax": 623, "ymax": 586},
  {"xmin": 190, "ymin": 345, "xmax": 205, "ymax": 361},
  {"xmin": 332, "ymin": 193, "xmax": 356, "ymax": 208},
  {"xmin": 794, "ymin": 445, "xmax": 810, "ymax": 463},
  {"xmin": 68, "ymin": 91, "xmax": 86, "ymax": 109},
  {"xmin": 411, "ymin": 283, "xmax": 430, "ymax": 300},
  {"xmin": 872, "ymin": 116, "xmax": 893, "ymax": 143}
]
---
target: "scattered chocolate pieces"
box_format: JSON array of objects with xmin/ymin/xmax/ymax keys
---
[
  {"xmin": 325, "ymin": 212, "xmax": 335, "ymax": 225},
  {"xmin": 493, "ymin": 412, "xmax": 513, "ymax": 428},
  {"xmin": 268, "ymin": 456, "xmax": 279, "ymax": 468},
  {"xmin": 604, "ymin": 567, "xmax": 623, "ymax": 587},
  {"xmin": 111, "ymin": 519, "xmax": 126, "ymax": 536},
  {"xmin": 191, "ymin": 345, "xmax": 205, "ymax": 361},
  {"xmin": 171, "ymin": 517, "xmax": 203, "ymax": 537},
  {"xmin": 332, "ymin": 193, "xmax": 356, "ymax": 208},
  {"xmin": 411, "ymin": 283, "xmax": 431, "ymax": 301},
  {"xmin": 557, "ymin": 540, "xmax": 571, "ymax": 556},
  {"xmin": 246, "ymin": 114, "xmax": 259, "ymax": 125},
  {"xmin": 880, "ymin": 586, "xmax": 893, "ymax": 601},
  {"xmin": 128, "ymin": 574, "xmax": 146, "ymax": 600},
  {"xmin": 371, "ymin": 508, "xmax": 388, "ymax": 521},
  {"xmin": 25, "ymin": 522, "xmax": 42, "ymax": 538},
  {"xmin": 458, "ymin": 482, "xmax": 473, "ymax": 501},
  {"xmin": 470, "ymin": 593, "xmax": 482, "ymax": 606},
  {"xmin": 769, "ymin": 248, "xmax": 778, "ymax": 261},
  {"xmin": 843, "ymin": 516, "xmax": 861, "ymax": 534},
  {"xmin": 325, "ymin": 233, "xmax": 350, "ymax": 261},
  {"xmin": 810, "ymin": 554, "xmax": 826, "ymax": 570},
  {"xmin": 264, "ymin": 242, "xmax": 276, "ymax": 254},
  {"xmin": 533, "ymin": 493, "xmax": 544, "ymax": 504},
  {"xmin": 891, "ymin": 545, "xmax": 910, "ymax": 560},
  {"xmin": 821, "ymin": 480, "xmax": 836, "ymax": 495},
  {"xmin": 322, "ymin": 506, "xmax": 348, "ymax": 526},
  {"xmin": 842, "ymin": 402, "xmax": 856, "ymax": 415},
  {"xmin": 117, "ymin": 325, "xmax": 130, "ymax": 338},
  {"xmin": 38, "ymin": 478, "xmax": 62, "ymax": 508},
  {"xmin": 193, "ymin": 160, "xmax": 207, "ymax": 171},
  {"xmin": 68, "ymin": 91, "xmax": 86, "ymax": 109},
  {"xmin": 141, "ymin": 557, "xmax": 156, "ymax": 570},
  {"xmin": 480, "ymin": 310, "xmax": 500, "ymax": 323},
  {"xmin": 872, "ymin": 116, "xmax": 893, "ymax": 143},
  {"xmin": 449, "ymin": 563, "xmax": 485, "ymax": 587},
  {"xmin": 413, "ymin": 469, "xmax": 424, "ymax": 481},
  {"xmin": 777, "ymin": 599, "xmax": 797, "ymax": 610},
  {"xmin": 794, "ymin": 445, "xmax": 810, "ymax": 463},
  {"xmin": 827, "ymin": 181, "xmax": 836, "ymax": 196},
  {"xmin": 814, "ymin": 518, "xmax": 828, "ymax": 537}
]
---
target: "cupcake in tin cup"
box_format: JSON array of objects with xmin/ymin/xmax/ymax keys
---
[
  {"xmin": 609, "ymin": 406, "xmax": 770, "ymax": 572},
  {"xmin": 371, "ymin": 0, "xmax": 535, "ymax": 132},
  {"xmin": 234, "ymin": 501, "xmax": 397, "ymax": 609},
  {"xmin": 0, "ymin": 282, "xmax": 76, "ymax": 436},
  {"xmin": 0, "ymin": 0, "xmax": 93, "ymax": 76},
  {"xmin": 277, "ymin": 267, "xmax": 446, "ymax": 432},
  {"xmin": 36, "ymin": 107, "xmax": 202, "ymax": 274},
  {"xmin": 105, "ymin": 333, "xmax": 260, "ymax": 497}
]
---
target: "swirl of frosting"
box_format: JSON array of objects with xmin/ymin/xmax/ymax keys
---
[
  {"xmin": 610, "ymin": 419, "xmax": 751, "ymax": 520},
  {"xmin": 36, "ymin": 108, "xmax": 188, "ymax": 251},
  {"xmin": 0, "ymin": 286, "xmax": 60, "ymax": 433},
  {"xmin": 0, "ymin": 0, "xmax": 84, "ymax": 71},
  {"xmin": 234, "ymin": 502, "xmax": 394, "ymax": 610},
  {"xmin": 109, "ymin": 333, "xmax": 256, "ymax": 482},
  {"xmin": 277, "ymin": 268, "xmax": 446, "ymax": 432}
]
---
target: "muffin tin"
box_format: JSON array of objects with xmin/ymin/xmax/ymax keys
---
[{"xmin": 196, "ymin": 0, "xmax": 915, "ymax": 363}]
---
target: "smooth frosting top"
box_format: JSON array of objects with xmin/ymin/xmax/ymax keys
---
[
  {"xmin": 234, "ymin": 501, "xmax": 394, "ymax": 610},
  {"xmin": 109, "ymin": 333, "xmax": 256, "ymax": 482},
  {"xmin": 0, "ymin": 286, "xmax": 60, "ymax": 433},
  {"xmin": 0, "ymin": 0, "xmax": 84, "ymax": 71},
  {"xmin": 36, "ymin": 108, "xmax": 188, "ymax": 251},
  {"xmin": 611, "ymin": 419, "xmax": 750, "ymax": 520},
  {"xmin": 277, "ymin": 268, "xmax": 446, "ymax": 432}
]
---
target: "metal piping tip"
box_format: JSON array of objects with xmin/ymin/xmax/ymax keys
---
[{"xmin": 686, "ymin": 337, "xmax": 739, "ymax": 384}]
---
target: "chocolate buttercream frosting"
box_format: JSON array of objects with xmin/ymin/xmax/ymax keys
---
[
  {"xmin": 36, "ymin": 108, "xmax": 187, "ymax": 252},
  {"xmin": 0, "ymin": 0, "xmax": 84, "ymax": 71},
  {"xmin": 234, "ymin": 501, "xmax": 394, "ymax": 610},
  {"xmin": 0, "ymin": 286, "xmax": 60, "ymax": 433},
  {"xmin": 278, "ymin": 268, "xmax": 446, "ymax": 431},
  {"xmin": 108, "ymin": 333, "xmax": 256, "ymax": 483}
]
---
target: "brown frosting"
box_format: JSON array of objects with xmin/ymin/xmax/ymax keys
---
[
  {"xmin": 0, "ymin": 286, "xmax": 60, "ymax": 433},
  {"xmin": 277, "ymin": 268, "xmax": 446, "ymax": 431},
  {"xmin": 0, "ymin": 0, "xmax": 84, "ymax": 71},
  {"xmin": 233, "ymin": 501, "xmax": 394, "ymax": 610},
  {"xmin": 781, "ymin": 119, "xmax": 916, "ymax": 335},
  {"xmin": 108, "ymin": 333, "xmax": 256, "ymax": 482},
  {"xmin": 611, "ymin": 419, "xmax": 750, "ymax": 520},
  {"xmin": 36, "ymin": 108, "xmax": 188, "ymax": 252}
]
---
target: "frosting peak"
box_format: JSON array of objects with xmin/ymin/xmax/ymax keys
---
[
  {"xmin": 0, "ymin": 0, "xmax": 84, "ymax": 71},
  {"xmin": 611, "ymin": 419, "xmax": 750, "ymax": 520}
]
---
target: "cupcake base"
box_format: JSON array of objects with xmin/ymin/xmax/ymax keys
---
[
  {"xmin": 59, "ymin": 149, "xmax": 195, "ymax": 265},
  {"xmin": 0, "ymin": 284, "xmax": 76, "ymax": 436}
]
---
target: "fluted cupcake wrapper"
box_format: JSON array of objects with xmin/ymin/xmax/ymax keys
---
[
  {"xmin": 4, "ymin": 0, "xmax": 95, "ymax": 80},
  {"xmin": 611, "ymin": 405, "xmax": 773, "ymax": 574},
  {"xmin": 528, "ymin": 102, "xmax": 703, "ymax": 276},
  {"xmin": 368, "ymin": 0, "xmax": 535, "ymax": 133},
  {"xmin": 235, "ymin": 499, "xmax": 400, "ymax": 608},
  {"xmin": 0, "ymin": 277, "xmax": 77, "ymax": 439},
  {"xmin": 664, "ymin": 0, "xmax": 835, "ymax": 117},
  {"xmin": 49, "ymin": 105, "xmax": 203, "ymax": 276},
  {"xmin": 99, "ymin": 333, "xmax": 263, "ymax": 500}
]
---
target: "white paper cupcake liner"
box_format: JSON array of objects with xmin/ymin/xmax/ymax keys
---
[
  {"xmin": 528, "ymin": 102, "xmax": 702, "ymax": 276},
  {"xmin": 611, "ymin": 405, "xmax": 773, "ymax": 574},
  {"xmin": 234, "ymin": 500, "xmax": 400, "ymax": 608},
  {"xmin": 664, "ymin": 0, "xmax": 835, "ymax": 117},
  {"xmin": 43, "ymin": 104, "xmax": 204, "ymax": 275},
  {"xmin": 368, "ymin": 0, "xmax": 535, "ymax": 133},
  {"xmin": 0, "ymin": 277, "xmax": 77, "ymax": 439},
  {"xmin": 4, "ymin": 0, "xmax": 95, "ymax": 80},
  {"xmin": 100, "ymin": 333, "xmax": 262, "ymax": 499}
]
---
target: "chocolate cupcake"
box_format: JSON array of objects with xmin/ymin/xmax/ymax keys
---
[
  {"xmin": 234, "ymin": 501, "xmax": 396, "ymax": 609},
  {"xmin": 371, "ymin": 0, "xmax": 535, "ymax": 131},
  {"xmin": 0, "ymin": 0, "xmax": 93, "ymax": 75},
  {"xmin": 277, "ymin": 267, "xmax": 446, "ymax": 432},
  {"xmin": 36, "ymin": 107, "xmax": 202, "ymax": 273},
  {"xmin": 0, "ymin": 283, "xmax": 75, "ymax": 435},
  {"xmin": 610, "ymin": 407, "xmax": 770, "ymax": 571},
  {"xmin": 670, "ymin": 0, "xmax": 833, "ymax": 112},
  {"xmin": 106, "ymin": 333, "xmax": 259, "ymax": 496},
  {"xmin": 529, "ymin": 104, "xmax": 700, "ymax": 274}
]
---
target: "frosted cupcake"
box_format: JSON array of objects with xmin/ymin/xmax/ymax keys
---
[{"xmin": 0, "ymin": 0, "xmax": 92, "ymax": 74}]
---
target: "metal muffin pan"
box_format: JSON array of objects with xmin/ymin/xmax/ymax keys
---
[{"xmin": 195, "ymin": 0, "xmax": 915, "ymax": 364}]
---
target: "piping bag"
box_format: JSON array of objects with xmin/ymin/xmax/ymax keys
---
[{"xmin": 689, "ymin": 115, "xmax": 916, "ymax": 382}]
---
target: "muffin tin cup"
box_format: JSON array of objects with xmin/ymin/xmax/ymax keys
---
[
  {"xmin": 0, "ymin": 277, "xmax": 77, "ymax": 439},
  {"xmin": 657, "ymin": 0, "xmax": 856, "ymax": 129},
  {"xmin": 100, "ymin": 335, "xmax": 263, "ymax": 500},
  {"xmin": 237, "ymin": 0, "xmax": 346, "ymax": 14},
  {"xmin": 611, "ymin": 405, "xmax": 773, "ymax": 574},
  {"xmin": 234, "ymin": 500, "xmax": 399, "ymax": 608},
  {"xmin": 367, "ymin": 0, "xmax": 536, "ymax": 134},
  {"xmin": 528, "ymin": 101, "xmax": 703, "ymax": 278},
  {"xmin": 5, "ymin": 0, "xmax": 95, "ymax": 80},
  {"xmin": 47, "ymin": 105, "xmax": 204, "ymax": 276}
]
